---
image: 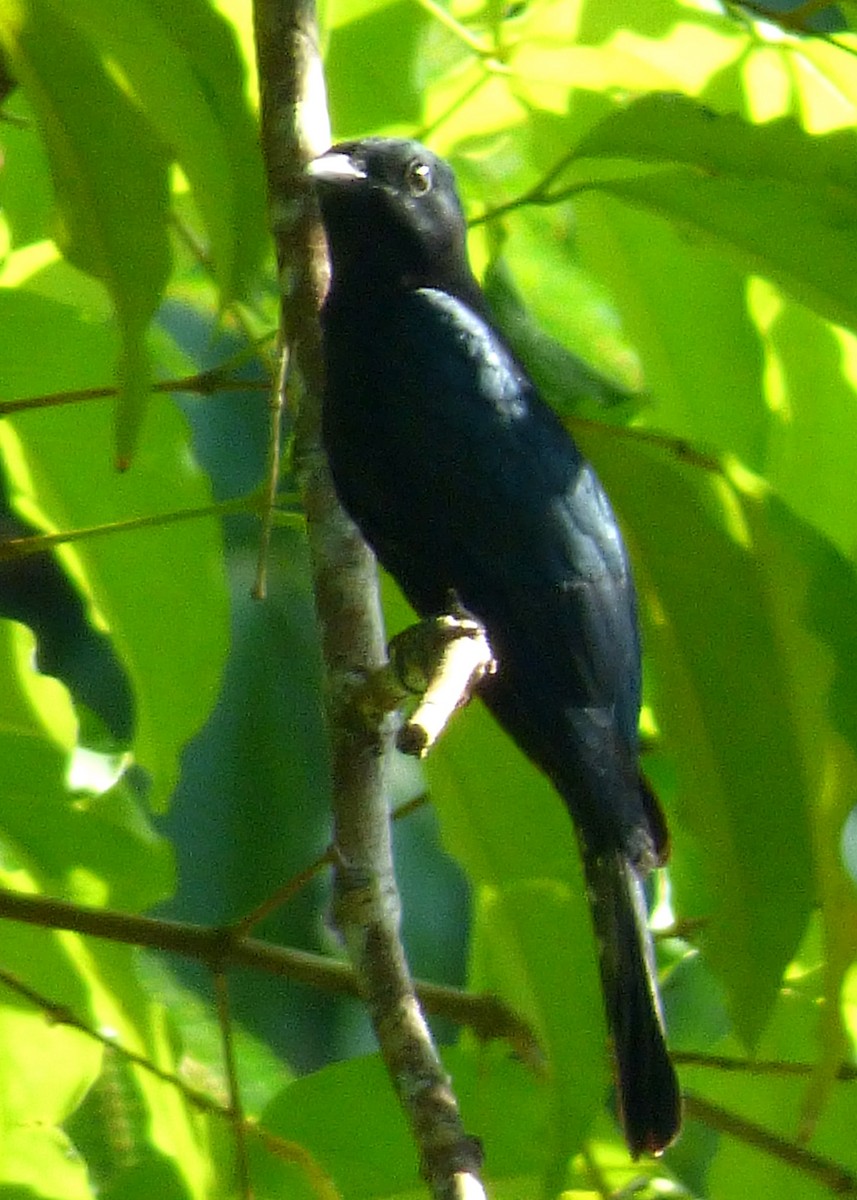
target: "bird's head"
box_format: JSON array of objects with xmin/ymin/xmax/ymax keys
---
[{"xmin": 309, "ymin": 138, "xmax": 480, "ymax": 304}]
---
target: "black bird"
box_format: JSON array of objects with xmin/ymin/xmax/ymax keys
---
[{"xmin": 310, "ymin": 138, "xmax": 681, "ymax": 1157}]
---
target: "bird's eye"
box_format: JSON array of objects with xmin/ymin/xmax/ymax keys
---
[{"xmin": 405, "ymin": 159, "xmax": 433, "ymax": 196}]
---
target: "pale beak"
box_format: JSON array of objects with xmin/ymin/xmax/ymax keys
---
[{"xmin": 307, "ymin": 152, "xmax": 367, "ymax": 183}]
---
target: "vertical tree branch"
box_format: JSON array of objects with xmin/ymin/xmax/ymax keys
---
[{"xmin": 251, "ymin": 3, "xmax": 486, "ymax": 1196}]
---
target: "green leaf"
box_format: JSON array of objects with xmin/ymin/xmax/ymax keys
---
[
  {"xmin": 0, "ymin": 636, "xmax": 174, "ymax": 909},
  {"xmin": 753, "ymin": 285, "xmax": 857, "ymax": 556},
  {"xmin": 0, "ymin": 917, "xmax": 102, "ymax": 1198},
  {"xmin": 106, "ymin": 976, "xmax": 221, "ymax": 1200},
  {"xmin": 482, "ymin": 218, "xmax": 644, "ymax": 418},
  {"xmin": 67, "ymin": 0, "xmax": 269, "ymax": 303},
  {"xmin": 258, "ymin": 1048, "xmax": 550, "ymax": 1198},
  {"xmin": 0, "ymin": 281, "xmax": 230, "ymax": 810},
  {"xmin": 0, "ymin": 533, "xmax": 173, "ymax": 901},
  {"xmin": 0, "ymin": 0, "xmax": 172, "ymax": 464},
  {"xmin": 575, "ymin": 429, "xmax": 821, "ymax": 1048},
  {"xmin": 0, "ymin": 88, "xmax": 54, "ymax": 247},
  {"xmin": 681, "ymin": 920, "xmax": 857, "ymax": 1199},
  {"xmin": 326, "ymin": 0, "xmax": 429, "ymax": 138},
  {"xmin": 2, "ymin": 1127, "xmax": 94, "ymax": 1198},
  {"xmin": 573, "ymin": 191, "xmax": 768, "ymax": 467},
  {"xmin": 575, "ymin": 93, "xmax": 857, "ymax": 332},
  {"xmin": 427, "ymin": 703, "xmax": 611, "ymax": 1184},
  {"xmin": 0, "ymin": 919, "xmax": 223, "ymax": 1200},
  {"xmin": 82, "ymin": 0, "xmax": 239, "ymax": 284}
]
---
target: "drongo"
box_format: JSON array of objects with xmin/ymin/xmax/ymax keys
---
[{"xmin": 310, "ymin": 138, "xmax": 681, "ymax": 1157}]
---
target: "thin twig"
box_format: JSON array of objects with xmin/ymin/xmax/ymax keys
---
[
  {"xmin": 229, "ymin": 846, "xmax": 336, "ymax": 939},
  {"xmin": 684, "ymin": 1092, "xmax": 857, "ymax": 1193},
  {"xmin": 412, "ymin": 0, "xmax": 492, "ymax": 55},
  {"xmin": 0, "ymin": 366, "xmax": 271, "ymax": 418},
  {"xmin": 468, "ymin": 153, "xmax": 584, "ymax": 226},
  {"xmin": 253, "ymin": 346, "xmax": 289, "ymax": 599},
  {"xmin": 213, "ymin": 972, "xmax": 253, "ymax": 1200},
  {"xmin": 0, "ymin": 882, "xmax": 537, "ymax": 1051},
  {"xmin": 253, "ymin": 1126, "xmax": 343, "ymax": 1199},
  {"xmin": 0, "ymin": 495, "xmax": 259, "ymax": 562},
  {"xmin": 675, "ymin": 1052, "xmax": 857, "ymax": 1081}
]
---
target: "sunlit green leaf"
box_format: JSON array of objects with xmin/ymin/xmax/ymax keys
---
[
  {"xmin": 0, "ymin": 0, "xmax": 171, "ymax": 463},
  {"xmin": 128, "ymin": 0, "xmax": 269, "ymax": 300},
  {"xmin": 0, "ymin": 281, "xmax": 229, "ymax": 810},
  {"xmin": 576, "ymin": 94, "xmax": 857, "ymax": 332}
]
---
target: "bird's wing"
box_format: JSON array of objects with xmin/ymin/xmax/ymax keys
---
[{"xmin": 323, "ymin": 286, "xmax": 650, "ymax": 856}]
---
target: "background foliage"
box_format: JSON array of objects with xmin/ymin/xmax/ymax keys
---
[{"xmin": 0, "ymin": 0, "xmax": 856, "ymax": 1196}]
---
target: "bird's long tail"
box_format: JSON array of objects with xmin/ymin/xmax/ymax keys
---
[{"xmin": 583, "ymin": 849, "xmax": 681, "ymax": 1157}]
